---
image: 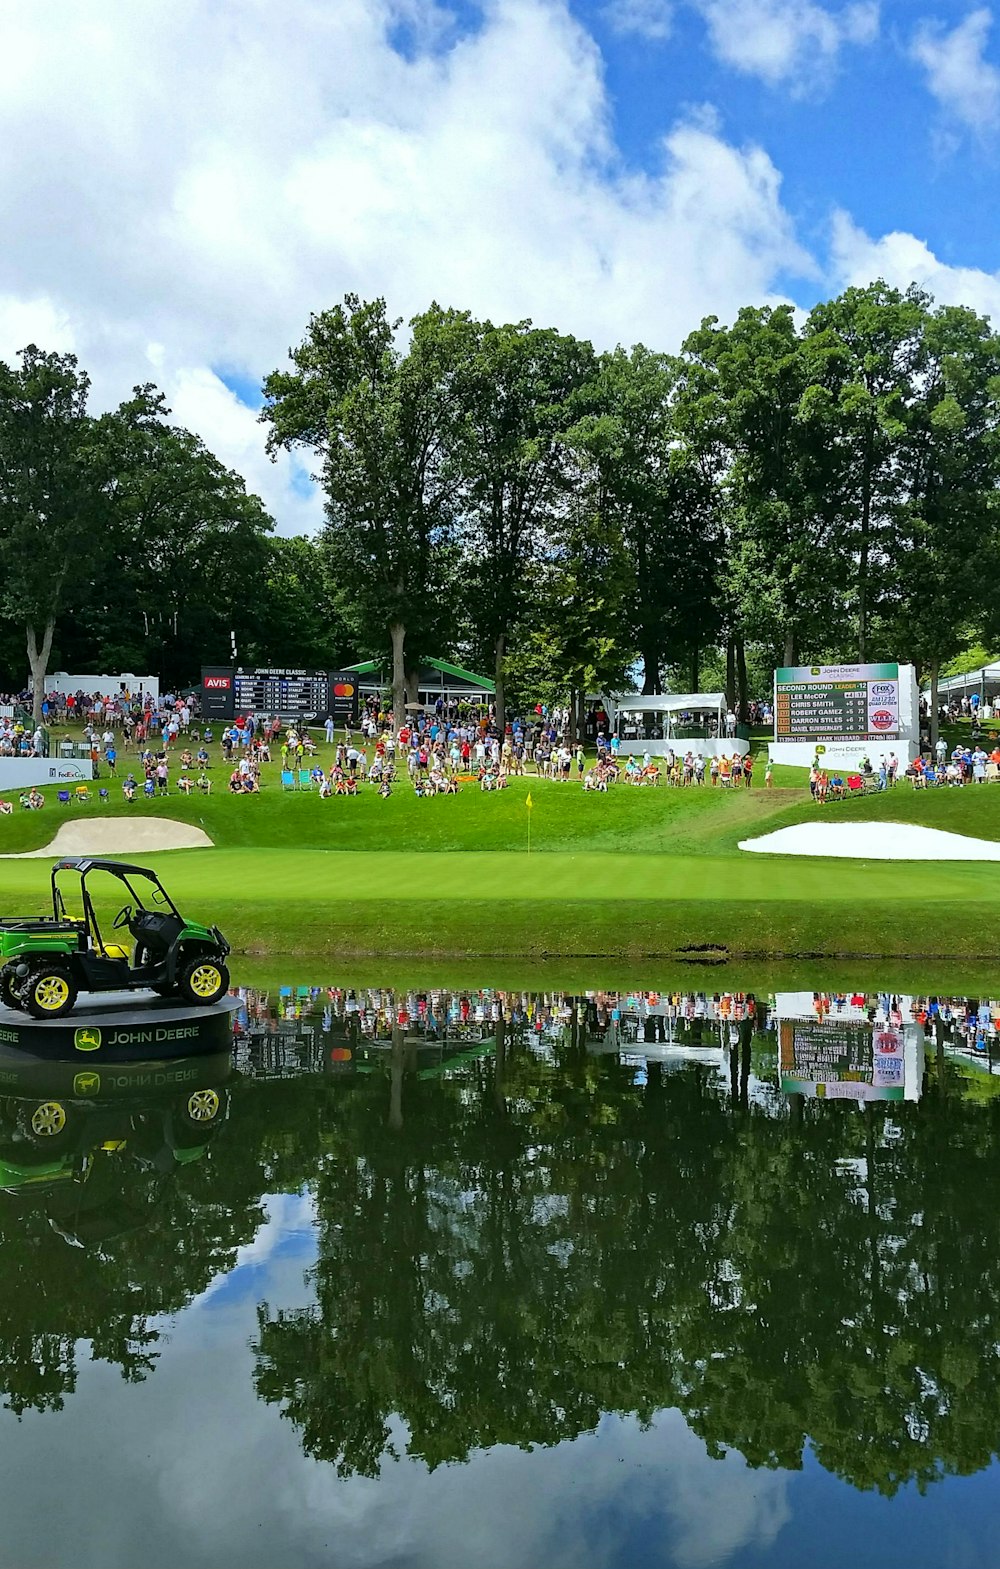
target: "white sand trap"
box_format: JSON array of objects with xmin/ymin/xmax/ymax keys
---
[
  {"xmin": 1, "ymin": 817, "xmax": 213, "ymax": 859},
  {"xmin": 740, "ymin": 822, "xmax": 1000, "ymax": 861}
]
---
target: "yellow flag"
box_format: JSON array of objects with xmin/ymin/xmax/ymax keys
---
[{"xmin": 525, "ymin": 792, "xmax": 533, "ymax": 812}]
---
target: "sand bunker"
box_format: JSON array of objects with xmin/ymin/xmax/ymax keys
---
[
  {"xmin": 740, "ymin": 822, "xmax": 1000, "ymax": 861},
  {"xmin": 1, "ymin": 817, "xmax": 213, "ymax": 859}
]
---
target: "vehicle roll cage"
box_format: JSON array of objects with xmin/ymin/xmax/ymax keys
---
[{"xmin": 50, "ymin": 858, "xmax": 180, "ymax": 933}]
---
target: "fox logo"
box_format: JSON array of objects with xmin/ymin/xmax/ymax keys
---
[{"xmin": 73, "ymin": 1027, "xmax": 102, "ymax": 1052}]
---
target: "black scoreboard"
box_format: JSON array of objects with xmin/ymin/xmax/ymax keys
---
[{"xmin": 200, "ymin": 668, "xmax": 359, "ymax": 728}]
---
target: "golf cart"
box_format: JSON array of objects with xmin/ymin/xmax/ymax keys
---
[{"xmin": 0, "ymin": 858, "xmax": 230, "ymax": 1019}]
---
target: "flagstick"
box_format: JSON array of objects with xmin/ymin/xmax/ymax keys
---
[{"xmin": 527, "ymin": 809, "xmax": 531, "ymax": 855}]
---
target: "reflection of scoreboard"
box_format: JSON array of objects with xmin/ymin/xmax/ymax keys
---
[
  {"xmin": 233, "ymin": 669, "xmax": 328, "ymax": 718},
  {"xmin": 775, "ymin": 681, "xmax": 871, "ymax": 740},
  {"xmin": 200, "ymin": 668, "xmax": 359, "ymax": 727}
]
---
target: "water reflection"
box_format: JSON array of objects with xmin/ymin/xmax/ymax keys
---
[{"xmin": 2, "ymin": 980, "xmax": 1000, "ymax": 1566}]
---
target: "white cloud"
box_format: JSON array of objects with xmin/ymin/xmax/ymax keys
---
[
  {"xmin": 0, "ymin": 0, "xmax": 815, "ymax": 534},
  {"xmin": 910, "ymin": 7, "xmax": 1000, "ymax": 131},
  {"xmin": 604, "ymin": 0, "xmax": 674, "ymax": 40},
  {"xmin": 831, "ymin": 208, "xmax": 1000, "ymax": 321},
  {"xmin": 693, "ymin": 0, "xmax": 879, "ymax": 90}
]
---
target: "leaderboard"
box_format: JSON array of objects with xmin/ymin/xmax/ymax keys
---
[
  {"xmin": 774, "ymin": 679, "xmax": 871, "ymax": 740},
  {"xmin": 200, "ymin": 667, "xmax": 359, "ymax": 726},
  {"xmin": 232, "ymin": 669, "xmax": 329, "ymax": 717},
  {"xmin": 774, "ymin": 662, "xmax": 900, "ymax": 743}
]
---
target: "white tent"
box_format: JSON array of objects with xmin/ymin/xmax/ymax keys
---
[
  {"xmin": 921, "ymin": 662, "xmax": 1000, "ymax": 700},
  {"xmin": 603, "ymin": 693, "xmax": 746, "ymax": 758}
]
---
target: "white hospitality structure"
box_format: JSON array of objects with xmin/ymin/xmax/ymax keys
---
[
  {"xmin": 44, "ymin": 672, "xmax": 160, "ymax": 703},
  {"xmin": 602, "ymin": 693, "xmax": 749, "ymax": 759}
]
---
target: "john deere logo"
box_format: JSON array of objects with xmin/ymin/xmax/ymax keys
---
[
  {"xmin": 73, "ymin": 1071, "xmax": 101, "ymax": 1096},
  {"xmin": 811, "ymin": 667, "xmax": 822, "ymax": 675},
  {"xmin": 74, "ymin": 1027, "xmax": 102, "ymax": 1052}
]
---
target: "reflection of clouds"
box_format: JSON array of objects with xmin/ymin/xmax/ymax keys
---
[
  {"xmin": 193, "ymin": 1190, "xmax": 317, "ymax": 1306},
  {"xmin": 0, "ymin": 1212, "xmax": 788, "ymax": 1569},
  {"xmin": 284, "ymin": 1409, "xmax": 790, "ymax": 1569}
]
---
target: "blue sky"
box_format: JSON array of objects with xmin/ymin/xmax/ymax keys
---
[
  {"xmin": 576, "ymin": 0, "xmax": 1000, "ymax": 284},
  {"xmin": 4, "ymin": 0, "xmax": 1000, "ymax": 531}
]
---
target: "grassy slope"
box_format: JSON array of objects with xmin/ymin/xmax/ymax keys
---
[{"xmin": 3, "ymin": 732, "xmax": 1000, "ymax": 959}]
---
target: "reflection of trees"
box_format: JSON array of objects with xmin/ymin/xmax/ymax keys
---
[
  {"xmin": 252, "ymin": 1036, "xmax": 1000, "ymax": 1496},
  {"xmin": 0, "ymin": 1076, "xmax": 325, "ymax": 1415}
]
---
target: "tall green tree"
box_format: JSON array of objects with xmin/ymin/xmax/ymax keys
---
[
  {"xmin": 801, "ymin": 282, "xmax": 931, "ymax": 661},
  {"xmin": 572, "ymin": 346, "xmax": 720, "ymax": 693},
  {"xmin": 876, "ymin": 304, "xmax": 1000, "ymax": 743},
  {"xmin": 681, "ymin": 306, "xmax": 843, "ymax": 676},
  {"xmin": 452, "ymin": 318, "xmax": 596, "ymax": 721},
  {"xmin": 0, "ymin": 347, "xmax": 106, "ymax": 719},
  {"xmin": 81, "ymin": 386, "xmax": 274, "ymax": 687},
  {"xmin": 262, "ymin": 296, "xmax": 465, "ymax": 724}
]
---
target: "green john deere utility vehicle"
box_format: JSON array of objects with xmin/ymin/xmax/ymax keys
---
[{"xmin": 0, "ymin": 858, "xmax": 231, "ymax": 1019}]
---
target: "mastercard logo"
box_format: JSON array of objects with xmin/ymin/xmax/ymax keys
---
[
  {"xmin": 333, "ymin": 683, "xmax": 355, "ymax": 697},
  {"xmin": 330, "ymin": 1046, "xmax": 352, "ymax": 1062}
]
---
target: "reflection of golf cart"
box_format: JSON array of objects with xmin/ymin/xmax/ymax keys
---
[
  {"xmin": 0, "ymin": 1052, "xmax": 232, "ymax": 1245},
  {"xmin": 0, "ymin": 858, "xmax": 230, "ymax": 1019}
]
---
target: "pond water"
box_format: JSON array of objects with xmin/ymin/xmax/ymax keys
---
[{"xmin": 1, "ymin": 979, "xmax": 1000, "ymax": 1568}]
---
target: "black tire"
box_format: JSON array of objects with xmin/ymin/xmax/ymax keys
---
[
  {"xmin": 23, "ymin": 967, "xmax": 78, "ymax": 1020},
  {"xmin": 177, "ymin": 955, "xmax": 229, "ymax": 1007},
  {"xmin": 0, "ymin": 969, "xmax": 22, "ymax": 1012}
]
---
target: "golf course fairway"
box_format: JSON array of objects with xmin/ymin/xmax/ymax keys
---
[{"xmin": 1, "ymin": 736, "xmax": 999, "ymax": 960}]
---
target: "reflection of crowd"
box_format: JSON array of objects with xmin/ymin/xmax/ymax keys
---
[
  {"xmin": 811, "ymin": 990, "xmax": 1000, "ymax": 1052},
  {"xmin": 229, "ymin": 985, "xmax": 768, "ymax": 1052}
]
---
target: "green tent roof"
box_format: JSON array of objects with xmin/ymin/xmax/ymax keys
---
[{"xmin": 345, "ymin": 656, "xmax": 495, "ymax": 693}]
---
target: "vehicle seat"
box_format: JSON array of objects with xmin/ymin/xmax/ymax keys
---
[{"xmin": 96, "ymin": 943, "xmax": 130, "ymax": 961}]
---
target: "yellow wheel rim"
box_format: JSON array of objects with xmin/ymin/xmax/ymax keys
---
[
  {"xmin": 189, "ymin": 964, "xmax": 222, "ymax": 999},
  {"xmin": 31, "ymin": 1101, "xmax": 66, "ymax": 1137},
  {"xmin": 186, "ymin": 1089, "xmax": 220, "ymax": 1122},
  {"xmin": 34, "ymin": 975, "xmax": 70, "ymax": 1011}
]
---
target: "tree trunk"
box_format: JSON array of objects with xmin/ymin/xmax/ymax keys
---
[
  {"xmin": 641, "ymin": 648, "xmax": 661, "ymax": 695},
  {"xmin": 494, "ymin": 1013, "xmax": 507, "ymax": 1111},
  {"xmin": 929, "ymin": 659, "xmax": 939, "ymax": 754},
  {"xmin": 783, "ymin": 630, "xmax": 797, "ymax": 667},
  {"xmin": 494, "ymin": 631, "xmax": 505, "ymax": 731},
  {"xmin": 26, "ymin": 620, "xmax": 55, "ymax": 726},
  {"xmin": 389, "ymin": 620, "xmax": 406, "ymax": 730},
  {"xmin": 389, "ymin": 1024, "xmax": 405, "ymax": 1132},
  {"xmin": 725, "ymin": 635, "xmax": 736, "ymax": 713},
  {"xmin": 404, "ymin": 668, "xmax": 419, "ymax": 707},
  {"xmin": 735, "ymin": 636, "xmax": 749, "ymax": 724},
  {"xmin": 690, "ymin": 644, "xmax": 699, "ymax": 693},
  {"xmin": 857, "ymin": 442, "xmax": 873, "ymax": 662}
]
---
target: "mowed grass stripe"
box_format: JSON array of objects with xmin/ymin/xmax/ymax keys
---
[{"xmin": 0, "ymin": 848, "xmax": 995, "ymax": 904}]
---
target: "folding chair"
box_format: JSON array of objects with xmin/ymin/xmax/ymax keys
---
[
  {"xmin": 57, "ymin": 790, "xmax": 70, "ymax": 805},
  {"xmin": 281, "ymin": 769, "xmax": 297, "ymax": 791},
  {"xmin": 98, "ymin": 788, "xmax": 110, "ymax": 803},
  {"xmin": 74, "ymin": 785, "xmax": 91, "ymax": 803},
  {"xmin": 298, "ymin": 769, "xmax": 314, "ymax": 791}
]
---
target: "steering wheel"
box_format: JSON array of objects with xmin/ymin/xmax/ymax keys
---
[{"xmin": 113, "ymin": 904, "xmax": 133, "ymax": 930}]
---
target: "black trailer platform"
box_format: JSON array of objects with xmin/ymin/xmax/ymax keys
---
[{"xmin": 0, "ymin": 991, "xmax": 239, "ymax": 1061}]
